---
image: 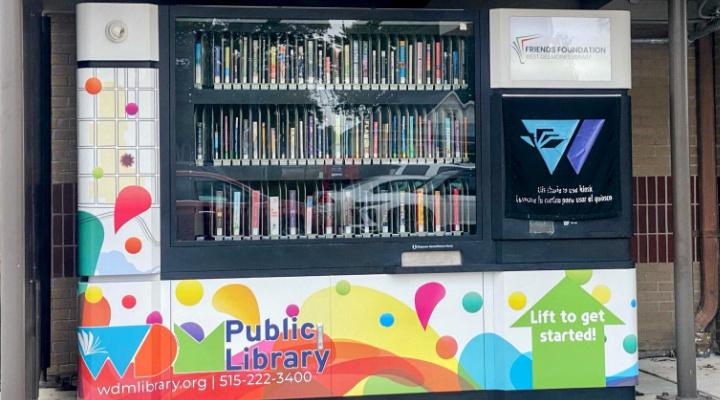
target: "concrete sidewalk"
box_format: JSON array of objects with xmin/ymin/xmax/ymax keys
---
[{"xmin": 636, "ymin": 355, "xmax": 720, "ymax": 399}]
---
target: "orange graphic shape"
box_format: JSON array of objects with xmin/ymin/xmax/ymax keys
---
[
  {"xmin": 134, "ymin": 325, "xmax": 178, "ymax": 378},
  {"xmin": 125, "ymin": 237, "xmax": 142, "ymax": 254},
  {"xmin": 84, "ymin": 77, "xmax": 102, "ymax": 95}
]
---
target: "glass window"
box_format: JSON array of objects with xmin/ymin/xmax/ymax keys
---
[{"xmin": 174, "ymin": 17, "xmax": 476, "ymax": 241}]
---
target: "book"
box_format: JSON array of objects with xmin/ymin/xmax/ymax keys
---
[
  {"xmin": 352, "ymin": 39, "xmax": 360, "ymax": 85},
  {"xmin": 307, "ymin": 39, "xmax": 315, "ymax": 84},
  {"xmin": 303, "ymin": 195, "xmax": 312, "ymax": 235},
  {"xmin": 433, "ymin": 190, "xmax": 442, "ymax": 232},
  {"xmin": 269, "ymin": 196, "xmax": 280, "ymax": 236},
  {"xmin": 398, "ymin": 39, "xmax": 406, "ymax": 84},
  {"xmin": 232, "ymin": 191, "xmax": 241, "ymax": 236},
  {"xmin": 399, "ymin": 190, "xmax": 406, "ymax": 233},
  {"xmin": 223, "ymin": 36, "xmax": 231, "ymax": 84},
  {"xmin": 452, "ymin": 187, "xmax": 460, "ymax": 232},
  {"xmin": 195, "ymin": 120, "xmax": 204, "ymax": 164},
  {"xmin": 344, "ymin": 191, "xmax": 353, "ymax": 234},
  {"xmin": 362, "ymin": 40, "xmax": 369, "ymax": 84},
  {"xmin": 195, "ymin": 35, "xmax": 203, "ymax": 86},
  {"xmin": 214, "ymin": 40, "xmax": 222, "ymax": 84},
  {"xmin": 215, "ymin": 190, "xmax": 224, "ymax": 236},
  {"xmin": 288, "ymin": 190, "xmax": 297, "ymax": 235},
  {"xmin": 416, "ymin": 188, "xmax": 425, "ymax": 233},
  {"xmin": 251, "ymin": 190, "xmax": 260, "ymax": 236}
]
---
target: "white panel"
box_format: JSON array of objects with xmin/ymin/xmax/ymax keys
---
[
  {"xmin": 77, "ymin": 3, "xmax": 159, "ymax": 62},
  {"xmin": 490, "ymin": 9, "xmax": 631, "ymax": 89}
]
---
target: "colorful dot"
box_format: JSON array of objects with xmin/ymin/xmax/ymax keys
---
[
  {"xmin": 125, "ymin": 237, "xmax": 142, "ymax": 254},
  {"xmin": 85, "ymin": 286, "xmax": 103, "ymax": 304},
  {"xmin": 121, "ymin": 295, "xmax": 136, "ymax": 309},
  {"xmin": 286, "ymin": 304, "xmax": 300, "ymax": 317},
  {"xmin": 92, "ymin": 167, "xmax": 104, "ymax": 179},
  {"xmin": 125, "ymin": 102, "xmax": 139, "ymax": 116},
  {"xmin": 508, "ymin": 291, "xmax": 527, "ymax": 310},
  {"xmin": 462, "ymin": 292, "xmax": 484, "ymax": 313},
  {"xmin": 176, "ymin": 280, "xmax": 204, "ymax": 306},
  {"xmin": 623, "ymin": 335, "xmax": 638, "ymax": 354},
  {"xmin": 436, "ymin": 336, "xmax": 458, "ymax": 359},
  {"xmin": 592, "ymin": 285, "xmax": 612, "ymax": 304},
  {"xmin": 630, "ymin": 299, "xmax": 637, "ymax": 308},
  {"xmin": 180, "ymin": 322, "xmax": 205, "ymax": 341},
  {"xmin": 84, "ymin": 77, "xmax": 102, "ymax": 95},
  {"xmin": 565, "ymin": 270, "xmax": 593, "ymax": 285},
  {"xmin": 336, "ymin": 280, "xmax": 351, "ymax": 296},
  {"xmin": 379, "ymin": 313, "xmax": 394, "ymax": 327},
  {"xmin": 146, "ymin": 311, "xmax": 163, "ymax": 324}
]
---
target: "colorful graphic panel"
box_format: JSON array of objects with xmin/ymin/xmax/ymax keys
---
[
  {"xmin": 77, "ymin": 68, "xmax": 160, "ymax": 276},
  {"xmin": 77, "ymin": 269, "xmax": 637, "ymax": 399}
]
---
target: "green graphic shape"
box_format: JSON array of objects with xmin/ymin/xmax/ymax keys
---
[
  {"xmin": 173, "ymin": 323, "xmax": 225, "ymax": 373},
  {"xmin": 513, "ymin": 278, "xmax": 623, "ymax": 389},
  {"xmin": 78, "ymin": 211, "xmax": 104, "ymax": 276}
]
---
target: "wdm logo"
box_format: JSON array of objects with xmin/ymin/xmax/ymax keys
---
[
  {"xmin": 520, "ymin": 119, "xmax": 605, "ymax": 175},
  {"xmin": 512, "ymin": 34, "xmax": 541, "ymax": 64}
]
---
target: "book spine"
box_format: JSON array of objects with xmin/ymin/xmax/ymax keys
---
[
  {"xmin": 426, "ymin": 42, "xmax": 432, "ymax": 84},
  {"xmin": 270, "ymin": 45, "xmax": 277, "ymax": 84},
  {"xmin": 343, "ymin": 43, "xmax": 351, "ymax": 84},
  {"xmin": 416, "ymin": 42, "xmax": 423, "ymax": 85},
  {"xmin": 363, "ymin": 115, "xmax": 370, "ymax": 158},
  {"xmin": 308, "ymin": 40, "xmax": 315, "ymax": 84},
  {"xmin": 344, "ymin": 191, "xmax": 353, "ymax": 234},
  {"xmin": 408, "ymin": 115, "xmax": 415, "ymax": 158},
  {"xmin": 232, "ymin": 191, "xmax": 241, "ymax": 236},
  {"xmin": 215, "ymin": 190, "xmax": 224, "ymax": 237},
  {"xmin": 373, "ymin": 120, "xmax": 379, "ymax": 158},
  {"xmin": 305, "ymin": 195, "xmax": 313, "ymax": 235},
  {"xmin": 242, "ymin": 36, "xmax": 248, "ymax": 84},
  {"xmin": 416, "ymin": 188, "xmax": 425, "ymax": 233},
  {"xmin": 399, "ymin": 40, "xmax": 406, "ymax": 84},
  {"xmin": 224, "ymin": 115, "xmax": 229, "ymax": 159},
  {"xmin": 452, "ymin": 187, "xmax": 460, "ymax": 232},
  {"xmin": 290, "ymin": 127, "xmax": 296, "ymax": 159},
  {"xmin": 380, "ymin": 50, "xmax": 387, "ymax": 84},
  {"xmin": 195, "ymin": 38, "xmax": 203, "ymax": 86},
  {"xmin": 362, "ymin": 40, "xmax": 369, "ymax": 84},
  {"xmin": 297, "ymin": 44, "xmax": 305, "ymax": 84},
  {"xmin": 463, "ymin": 115, "xmax": 468, "ymax": 159},
  {"xmin": 269, "ymin": 196, "xmax": 280, "ymax": 236},
  {"xmin": 224, "ymin": 38, "xmax": 231, "ymax": 83},
  {"xmin": 251, "ymin": 190, "xmax": 260, "ymax": 235},
  {"xmin": 279, "ymin": 44, "xmax": 286, "ymax": 84},
  {"xmin": 453, "ymin": 50, "xmax": 459, "ymax": 85},
  {"xmin": 324, "ymin": 192, "xmax": 333, "ymax": 235},
  {"xmin": 252, "ymin": 121, "xmax": 259, "ymax": 159},
  {"xmin": 352, "ymin": 39, "xmax": 360, "ymax": 84},
  {"xmin": 252, "ymin": 39, "xmax": 259, "ymax": 83},
  {"xmin": 454, "ymin": 114, "xmax": 461, "ymax": 158},
  {"xmin": 433, "ymin": 190, "xmax": 442, "ymax": 232},
  {"xmin": 399, "ymin": 190, "xmax": 406, "ymax": 233},
  {"xmin": 435, "ymin": 40, "xmax": 441, "ymax": 84},
  {"xmin": 444, "ymin": 114, "xmax": 451, "ymax": 157},
  {"xmin": 214, "ymin": 42, "xmax": 222, "ymax": 84},
  {"xmin": 213, "ymin": 123, "xmax": 220, "ymax": 161},
  {"xmin": 288, "ymin": 190, "xmax": 297, "ymax": 235},
  {"xmin": 196, "ymin": 121, "xmax": 203, "ymax": 164}
]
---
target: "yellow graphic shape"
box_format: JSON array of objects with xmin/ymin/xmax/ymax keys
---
[
  {"xmin": 591, "ymin": 285, "xmax": 611, "ymax": 304},
  {"xmin": 300, "ymin": 284, "xmax": 458, "ymax": 371},
  {"xmin": 176, "ymin": 280, "xmax": 204, "ymax": 306},
  {"xmin": 508, "ymin": 291, "xmax": 527, "ymax": 310},
  {"xmin": 212, "ymin": 284, "xmax": 260, "ymax": 325},
  {"xmin": 85, "ymin": 286, "xmax": 103, "ymax": 304}
]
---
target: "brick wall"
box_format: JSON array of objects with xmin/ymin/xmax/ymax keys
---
[
  {"xmin": 48, "ymin": 14, "xmax": 78, "ymax": 380},
  {"xmin": 630, "ymin": 42, "xmax": 703, "ymax": 352}
]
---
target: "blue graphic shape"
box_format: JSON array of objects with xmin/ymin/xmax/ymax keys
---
[
  {"xmin": 566, "ymin": 119, "xmax": 605, "ymax": 174},
  {"xmin": 459, "ymin": 333, "xmax": 532, "ymax": 390},
  {"xmin": 78, "ymin": 325, "xmax": 150, "ymax": 378},
  {"xmin": 606, "ymin": 362, "xmax": 639, "ymax": 387},
  {"xmin": 521, "ymin": 120, "xmax": 580, "ymax": 174}
]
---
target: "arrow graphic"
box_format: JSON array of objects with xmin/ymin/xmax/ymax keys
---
[{"xmin": 512, "ymin": 278, "xmax": 624, "ymax": 389}]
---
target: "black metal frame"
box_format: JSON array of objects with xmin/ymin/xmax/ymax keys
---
[{"xmin": 160, "ymin": 5, "xmax": 633, "ymax": 281}]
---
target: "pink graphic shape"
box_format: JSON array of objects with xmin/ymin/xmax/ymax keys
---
[
  {"xmin": 125, "ymin": 102, "xmax": 139, "ymax": 116},
  {"xmin": 146, "ymin": 310, "xmax": 163, "ymax": 324},
  {"xmin": 114, "ymin": 186, "xmax": 152, "ymax": 233},
  {"xmin": 414, "ymin": 282, "xmax": 446, "ymax": 330},
  {"xmin": 286, "ymin": 304, "xmax": 300, "ymax": 317}
]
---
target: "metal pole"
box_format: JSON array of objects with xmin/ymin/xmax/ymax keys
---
[
  {"xmin": 669, "ymin": 0, "xmax": 698, "ymax": 399},
  {"xmin": 0, "ymin": 0, "xmax": 28, "ymax": 398}
]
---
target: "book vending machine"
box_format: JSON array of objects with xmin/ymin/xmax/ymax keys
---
[{"xmin": 76, "ymin": 3, "xmax": 637, "ymax": 400}]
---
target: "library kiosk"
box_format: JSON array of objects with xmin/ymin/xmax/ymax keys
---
[{"xmin": 76, "ymin": 3, "xmax": 636, "ymax": 399}]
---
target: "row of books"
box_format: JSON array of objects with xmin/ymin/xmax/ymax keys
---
[
  {"xmin": 194, "ymin": 32, "xmax": 469, "ymax": 90},
  {"xmin": 193, "ymin": 180, "xmax": 474, "ymax": 240},
  {"xmin": 194, "ymin": 104, "xmax": 473, "ymax": 165}
]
